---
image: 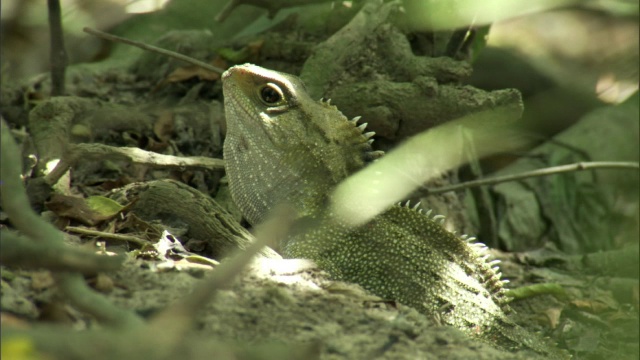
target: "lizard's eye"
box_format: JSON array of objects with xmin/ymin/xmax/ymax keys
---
[{"xmin": 259, "ymin": 83, "xmax": 284, "ymax": 105}]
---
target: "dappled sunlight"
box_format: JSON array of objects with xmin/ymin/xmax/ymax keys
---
[{"xmin": 248, "ymin": 258, "xmax": 322, "ymax": 290}]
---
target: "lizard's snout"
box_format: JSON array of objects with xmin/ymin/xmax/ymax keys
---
[{"xmin": 222, "ymin": 63, "xmax": 258, "ymax": 82}]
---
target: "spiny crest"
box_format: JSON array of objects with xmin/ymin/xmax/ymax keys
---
[
  {"xmin": 319, "ymin": 98, "xmax": 385, "ymax": 163},
  {"xmin": 460, "ymin": 233, "xmax": 510, "ymax": 307},
  {"xmin": 398, "ymin": 200, "xmax": 510, "ymax": 307},
  {"xmin": 398, "ymin": 200, "xmax": 450, "ymax": 226},
  {"xmin": 398, "ymin": 200, "xmax": 426, "ymax": 212}
]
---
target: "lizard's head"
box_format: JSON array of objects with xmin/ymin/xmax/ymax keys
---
[
  {"xmin": 222, "ymin": 63, "xmax": 381, "ymax": 176},
  {"xmin": 222, "ymin": 63, "xmax": 382, "ymax": 224}
]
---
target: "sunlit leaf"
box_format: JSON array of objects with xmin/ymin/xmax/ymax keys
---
[
  {"xmin": 331, "ymin": 105, "xmax": 528, "ymax": 226},
  {"xmin": 402, "ymin": 0, "xmax": 581, "ymax": 31},
  {"xmin": 87, "ymin": 196, "xmax": 124, "ymax": 217}
]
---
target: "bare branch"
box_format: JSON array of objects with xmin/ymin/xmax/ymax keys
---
[
  {"xmin": 83, "ymin": 27, "xmax": 225, "ymax": 74},
  {"xmin": 44, "ymin": 143, "xmax": 225, "ymax": 186},
  {"xmin": 69, "ymin": 143, "xmax": 225, "ymax": 171},
  {"xmin": 424, "ymin": 161, "xmax": 640, "ymax": 195}
]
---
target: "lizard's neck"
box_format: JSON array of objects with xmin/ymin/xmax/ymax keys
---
[{"xmin": 224, "ymin": 129, "xmax": 333, "ymax": 225}]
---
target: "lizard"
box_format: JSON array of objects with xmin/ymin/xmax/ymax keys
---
[{"xmin": 221, "ymin": 63, "xmax": 568, "ymax": 358}]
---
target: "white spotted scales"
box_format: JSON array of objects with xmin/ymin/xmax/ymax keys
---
[{"xmin": 222, "ymin": 63, "xmax": 568, "ymax": 358}]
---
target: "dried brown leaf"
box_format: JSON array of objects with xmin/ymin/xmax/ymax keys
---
[{"xmin": 153, "ymin": 111, "xmax": 175, "ymax": 142}]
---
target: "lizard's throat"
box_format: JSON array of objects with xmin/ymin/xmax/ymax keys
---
[{"xmin": 224, "ymin": 133, "xmax": 326, "ymax": 225}]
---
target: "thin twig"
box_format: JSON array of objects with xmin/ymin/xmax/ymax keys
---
[
  {"xmin": 47, "ymin": 0, "xmax": 67, "ymax": 96},
  {"xmin": 69, "ymin": 143, "xmax": 226, "ymax": 170},
  {"xmin": 83, "ymin": 27, "xmax": 225, "ymax": 74},
  {"xmin": 44, "ymin": 143, "xmax": 225, "ymax": 187},
  {"xmin": 424, "ymin": 161, "xmax": 640, "ymax": 195},
  {"xmin": 66, "ymin": 226, "xmax": 152, "ymax": 247}
]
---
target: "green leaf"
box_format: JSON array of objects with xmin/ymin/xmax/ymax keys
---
[
  {"xmin": 506, "ymin": 283, "xmax": 567, "ymax": 301},
  {"xmin": 86, "ymin": 196, "xmax": 124, "ymax": 217}
]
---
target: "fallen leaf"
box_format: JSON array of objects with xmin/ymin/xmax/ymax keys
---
[
  {"xmin": 544, "ymin": 307, "xmax": 564, "ymax": 328},
  {"xmin": 153, "ymin": 110, "xmax": 175, "ymax": 142},
  {"xmin": 570, "ymin": 299, "xmax": 612, "ymax": 313}
]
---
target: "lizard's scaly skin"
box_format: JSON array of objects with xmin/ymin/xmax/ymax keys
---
[{"xmin": 222, "ymin": 63, "xmax": 566, "ymax": 358}]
